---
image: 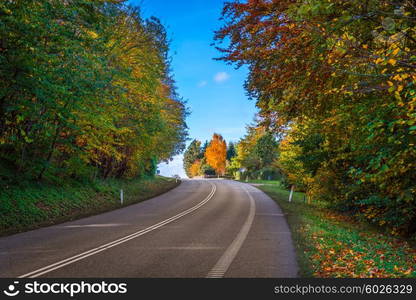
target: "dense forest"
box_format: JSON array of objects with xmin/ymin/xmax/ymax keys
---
[
  {"xmin": 0, "ymin": 0, "xmax": 188, "ymax": 183},
  {"xmin": 215, "ymin": 0, "xmax": 416, "ymax": 235}
]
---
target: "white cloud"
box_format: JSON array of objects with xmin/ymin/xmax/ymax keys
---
[
  {"xmin": 214, "ymin": 72, "xmax": 230, "ymax": 83},
  {"xmin": 197, "ymin": 80, "xmax": 208, "ymax": 87}
]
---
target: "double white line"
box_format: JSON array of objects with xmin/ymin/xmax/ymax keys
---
[{"xmin": 19, "ymin": 182, "xmax": 217, "ymax": 278}]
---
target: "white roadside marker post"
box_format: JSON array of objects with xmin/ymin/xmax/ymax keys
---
[
  {"xmin": 120, "ymin": 189, "xmax": 124, "ymax": 205},
  {"xmin": 289, "ymin": 185, "xmax": 294, "ymax": 202}
]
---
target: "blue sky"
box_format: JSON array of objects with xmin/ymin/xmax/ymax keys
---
[{"xmin": 129, "ymin": 0, "xmax": 257, "ymax": 177}]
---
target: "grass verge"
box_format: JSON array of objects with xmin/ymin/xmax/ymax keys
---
[
  {"xmin": 244, "ymin": 180, "xmax": 416, "ymax": 278},
  {"xmin": 0, "ymin": 176, "xmax": 179, "ymax": 236}
]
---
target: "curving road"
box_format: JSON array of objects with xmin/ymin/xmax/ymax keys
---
[{"xmin": 0, "ymin": 180, "xmax": 298, "ymax": 278}]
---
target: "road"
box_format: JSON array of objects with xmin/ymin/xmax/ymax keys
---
[{"xmin": 0, "ymin": 180, "xmax": 298, "ymax": 278}]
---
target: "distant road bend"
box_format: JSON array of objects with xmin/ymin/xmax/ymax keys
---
[{"xmin": 0, "ymin": 180, "xmax": 298, "ymax": 278}]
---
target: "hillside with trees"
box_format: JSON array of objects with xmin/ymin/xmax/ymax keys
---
[{"xmin": 0, "ymin": 0, "xmax": 187, "ymax": 233}]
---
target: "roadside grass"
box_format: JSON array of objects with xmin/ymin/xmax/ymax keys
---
[
  {"xmin": 0, "ymin": 176, "xmax": 179, "ymax": 236},
  {"xmin": 240, "ymin": 179, "xmax": 281, "ymax": 185},
  {"xmin": 244, "ymin": 180, "xmax": 416, "ymax": 278}
]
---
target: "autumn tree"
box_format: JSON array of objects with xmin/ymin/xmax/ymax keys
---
[
  {"xmin": 0, "ymin": 1, "xmax": 187, "ymax": 182},
  {"xmin": 189, "ymin": 159, "xmax": 202, "ymax": 178},
  {"xmin": 205, "ymin": 134, "xmax": 227, "ymax": 176},
  {"xmin": 254, "ymin": 132, "xmax": 278, "ymax": 168},
  {"xmin": 216, "ymin": 0, "xmax": 416, "ymax": 233},
  {"xmin": 232, "ymin": 125, "xmax": 265, "ymax": 173},
  {"xmin": 198, "ymin": 140, "xmax": 209, "ymax": 159},
  {"xmin": 227, "ymin": 125, "xmax": 280, "ymax": 180},
  {"xmin": 183, "ymin": 139, "xmax": 201, "ymax": 177}
]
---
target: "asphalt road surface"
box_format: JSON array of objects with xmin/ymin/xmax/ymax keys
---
[{"xmin": 0, "ymin": 180, "xmax": 298, "ymax": 278}]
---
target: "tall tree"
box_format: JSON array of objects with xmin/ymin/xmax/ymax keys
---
[
  {"xmin": 183, "ymin": 139, "xmax": 201, "ymax": 177},
  {"xmin": 199, "ymin": 140, "xmax": 209, "ymax": 159},
  {"xmin": 216, "ymin": 0, "xmax": 416, "ymax": 233},
  {"xmin": 0, "ymin": 1, "xmax": 188, "ymax": 182},
  {"xmin": 226, "ymin": 142, "xmax": 237, "ymax": 161},
  {"xmin": 254, "ymin": 133, "xmax": 278, "ymax": 168},
  {"xmin": 233, "ymin": 125, "xmax": 265, "ymax": 172},
  {"xmin": 205, "ymin": 133, "xmax": 227, "ymax": 176}
]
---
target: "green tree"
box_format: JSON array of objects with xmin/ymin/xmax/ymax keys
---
[
  {"xmin": 183, "ymin": 140, "xmax": 201, "ymax": 177},
  {"xmin": 254, "ymin": 133, "xmax": 278, "ymax": 168},
  {"xmin": 0, "ymin": 1, "xmax": 188, "ymax": 183},
  {"xmin": 198, "ymin": 140, "xmax": 209, "ymax": 159},
  {"xmin": 226, "ymin": 142, "xmax": 237, "ymax": 161}
]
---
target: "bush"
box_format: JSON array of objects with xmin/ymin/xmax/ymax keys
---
[
  {"xmin": 256, "ymin": 167, "xmax": 282, "ymax": 180},
  {"xmin": 201, "ymin": 164, "xmax": 216, "ymax": 176}
]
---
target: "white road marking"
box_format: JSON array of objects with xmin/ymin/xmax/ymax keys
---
[
  {"xmin": 19, "ymin": 183, "xmax": 217, "ymax": 278},
  {"xmin": 206, "ymin": 186, "xmax": 256, "ymax": 278}
]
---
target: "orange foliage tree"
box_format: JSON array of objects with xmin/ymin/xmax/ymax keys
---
[
  {"xmin": 205, "ymin": 134, "xmax": 227, "ymax": 176},
  {"xmin": 189, "ymin": 159, "xmax": 202, "ymax": 178}
]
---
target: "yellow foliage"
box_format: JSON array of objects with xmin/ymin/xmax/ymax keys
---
[
  {"xmin": 278, "ymin": 126, "xmax": 311, "ymax": 188},
  {"xmin": 189, "ymin": 160, "xmax": 202, "ymax": 178},
  {"xmin": 387, "ymin": 58, "xmax": 397, "ymax": 66}
]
